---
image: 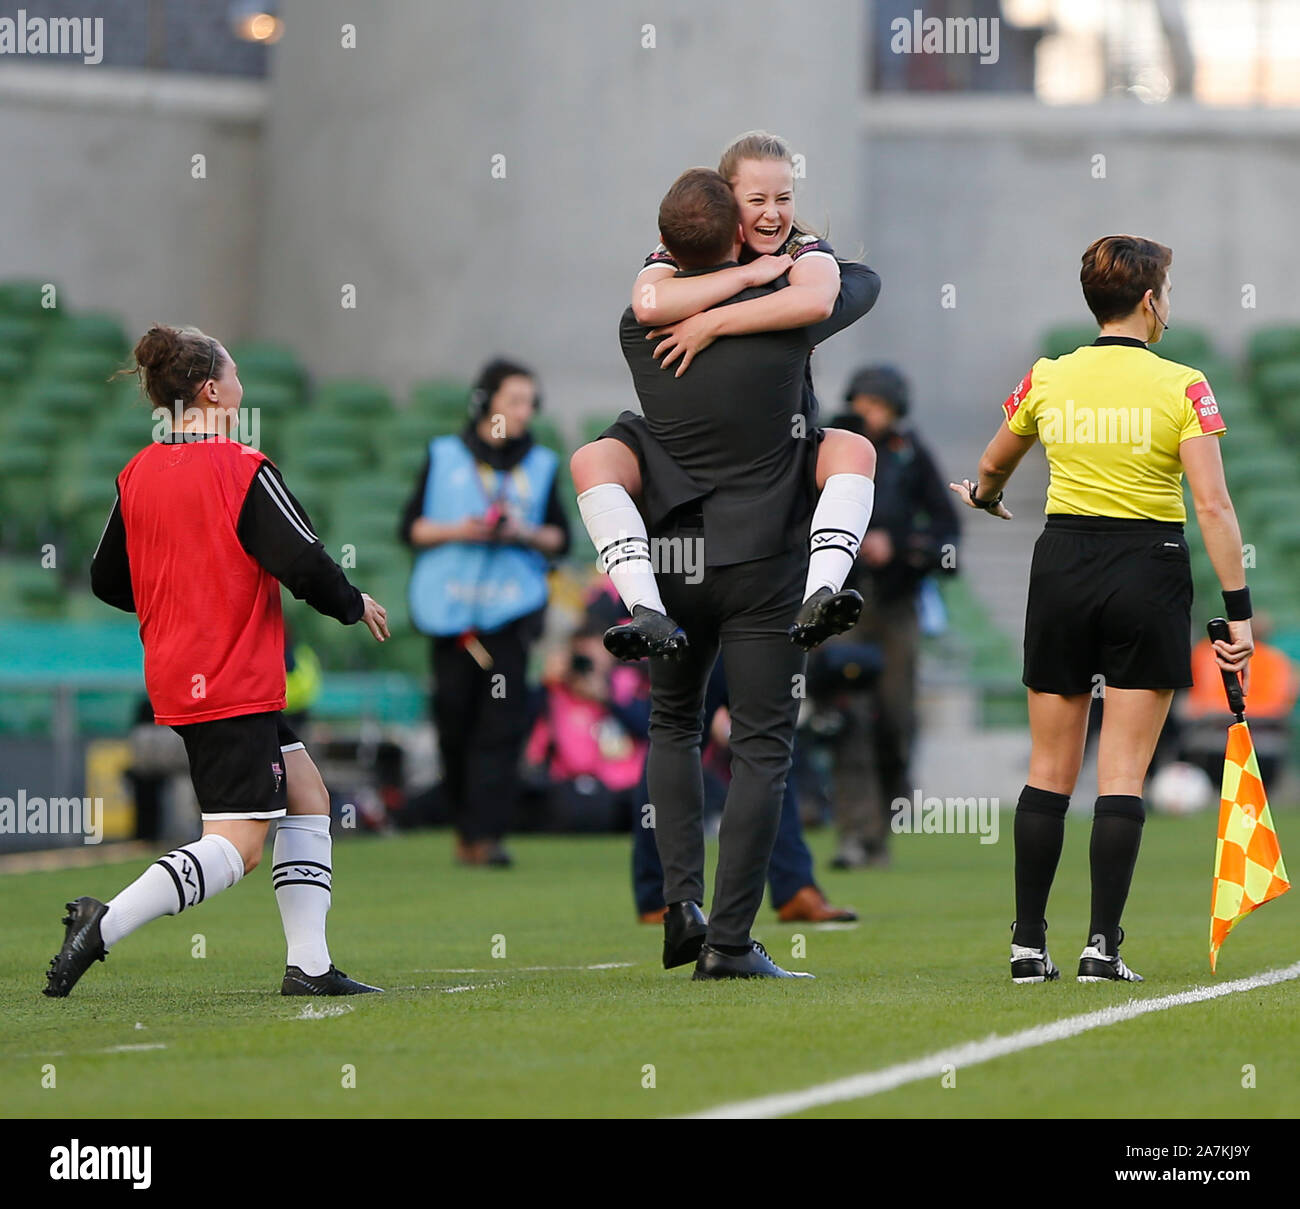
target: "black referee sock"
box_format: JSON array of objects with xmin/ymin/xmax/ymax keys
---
[
  {"xmin": 1087, "ymin": 795, "xmax": 1145, "ymax": 957},
  {"xmin": 1012, "ymin": 785, "xmax": 1070, "ymax": 949}
]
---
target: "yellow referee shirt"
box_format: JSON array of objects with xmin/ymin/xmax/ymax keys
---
[{"xmin": 1001, "ymin": 337, "xmax": 1226, "ymax": 522}]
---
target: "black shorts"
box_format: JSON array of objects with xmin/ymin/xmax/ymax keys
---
[
  {"xmin": 171, "ymin": 711, "xmax": 303, "ymax": 820},
  {"xmin": 1022, "ymin": 515, "xmax": 1193, "ymax": 695},
  {"xmin": 600, "ymin": 410, "xmax": 824, "ymax": 535}
]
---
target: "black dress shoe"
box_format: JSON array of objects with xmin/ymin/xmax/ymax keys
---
[
  {"xmin": 604, "ymin": 605, "xmax": 688, "ymax": 662},
  {"xmin": 692, "ymin": 940, "xmax": 815, "ymax": 980},
  {"xmin": 662, "ymin": 900, "xmax": 708, "ymax": 969},
  {"xmin": 788, "ymin": 588, "xmax": 863, "ymax": 651}
]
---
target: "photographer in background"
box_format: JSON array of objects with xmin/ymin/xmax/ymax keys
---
[
  {"xmin": 820, "ymin": 365, "xmax": 961, "ymax": 869},
  {"xmin": 523, "ymin": 621, "xmax": 650, "ymax": 832},
  {"xmin": 401, "ymin": 358, "xmax": 570, "ymax": 867}
]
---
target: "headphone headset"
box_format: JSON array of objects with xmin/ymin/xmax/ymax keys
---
[
  {"xmin": 468, "ymin": 358, "xmax": 543, "ymax": 420},
  {"xmin": 1147, "ymin": 295, "xmax": 1171, "ymax": 336}
]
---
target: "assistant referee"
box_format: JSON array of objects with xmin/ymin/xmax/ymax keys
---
[{"xmin": 952, "ymin": 234, "xmax": 1254, "ymax": 984}]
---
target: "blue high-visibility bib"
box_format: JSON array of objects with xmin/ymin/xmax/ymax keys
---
[{"xmin": 408, "ymin": 435, "xmax": 557, "ymax": 636}]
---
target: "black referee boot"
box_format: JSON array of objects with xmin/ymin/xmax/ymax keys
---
[
  {"xmin": 603, "ymin": 605, "xmax": 688, "ymax": 661},
  {"xmin": 789, "ymin": 588, "xmax": 863, "ymax": 651},
  {"xmin": 281, "ymin": 965, "xmax": 383, "ymax": 995},
  {"xmin": 44, "ymin": 897, "xmax": 109, "ymax": 998}
]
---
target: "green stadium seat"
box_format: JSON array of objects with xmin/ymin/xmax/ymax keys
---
[
  {"xmin": 409, "ymin": 378, "xmax": 470, "ymax": 414},
  {"xmin": 1040, "ymin": 323, "xmax": 1096, "ymax": 360},
  {"xmin": 43, "ymin": 311, "xmax": 128, "ymax": 357},
  {"xmin": 0, "ymin": 345, "xmax": 26, "ymax": 389},
  {"xmin": 0, "ymin": 315, "xmax": 44, "ymax": 361},
  {"xmin": 579, "ymin": 415, "xmax": 617, "ymax": 445},
  {"xmin": 2, "ymin": 407, "xmax": 60, "ymax": 449},
  {"xmin": 20, "ymin": 379, "xmax": 105, "ymax": 424},
  {"xmin": 1239, "ymin": 486, "xmax": 1300, "ymax": 539},
  {"xmin": 1251, "ymin": 360, "xmax": 1300, "ymax": 413},
  {"xmin": 335, "ymin": 477, "xmax": 411, "ymax": 518},
  {"xmin": 227, "ymin": 342, "xmax": 309, "ymax": 402},
  {"xmin": 240, "ymin": 379, "xmax": 300, "ymax": 422},
  {"xmin": 530, "ymin": 417, "xmax": 567, "ymax": 454},
  {"xmin": 12, "ymin": 563, "xmax": 65, "ymax": 618},
  {"xmin": 1150, "ymin": 325, "xmax": 1212, "ymax": 366},
  {"xmin": 0, "ymin": 279, "xmax": 59, "ymax": 320},
  {"xmin": 0, "ymin": 444, "xmax": 56, "ymax": 545},
  {"xmin": 1248, "ymin": 325, "xmax": 1300, "ymax": 373},
  {"xmin": 31, "ymin": 344, "xmax": 123, "ymax": 384},
  {"xmin": 284, "ymin": 413, "xmax": 379, "ymax": 467},
  {"xmin": 316, "ymin": 378, "xmax": 393, "ymax": 419}
]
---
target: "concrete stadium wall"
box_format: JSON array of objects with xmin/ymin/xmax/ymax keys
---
[
  {"xmin": 859, "ymin": 97, "xmax": 1300, "ymax": 446},
  {"xmin": 0, "ymin": 64, "xmax": 265, "ymax": 349},
  {"xmin": 255, "ymin": 0, "xmax": 867, "ymax": 417}
]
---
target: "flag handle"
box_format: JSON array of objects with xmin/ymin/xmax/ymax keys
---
[{"xmin": 1207, "ymin": 617, "xmax": 1246, "ymax": 722}]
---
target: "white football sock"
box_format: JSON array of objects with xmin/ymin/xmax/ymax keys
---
[
  {"xmin": 272, "ymin": 814, "xmax": 333, "ymax": 976},
  {"xmin": 576, "ymin": 483, "xmax": 667, "ymax": 615},
  {"xmin": 101, "ymin": 834, "xmax": 244, "ymax": 949},
  {"xmin": 804, "ymin": 474, "xmax": 875, "ymax": 600}
]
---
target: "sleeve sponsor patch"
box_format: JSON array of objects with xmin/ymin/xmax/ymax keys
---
[
  {"xmin": 643, "ymin": 243, "xmax": 676, "ymax": 269},
  {"xmin": 1002, "ymin": 369, "xmax": 1033, "ymax": 422},
  {"xmin": 1186, "ymin": 379, "xmax": 1225, "ymax": 434},
  {"xmin": 785, "ymin": 232, "xmax": 835, "ymax": 261}
]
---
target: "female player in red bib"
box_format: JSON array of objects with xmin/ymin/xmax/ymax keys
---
[
  {"xmin": 572, "ymin": 130, "xmax": 880, "ymax": 657},
  {"xmin": 45, "ymin": 324, "xmax": 389, "ymax": 998}
]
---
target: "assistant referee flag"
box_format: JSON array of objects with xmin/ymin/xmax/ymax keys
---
[{"xmin": 1210, "ymin": 721, "xmax": 1290, "ymax": 972}]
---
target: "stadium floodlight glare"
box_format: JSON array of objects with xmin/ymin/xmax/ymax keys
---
[
  {"xmin": 1001, "ymin": 0, "xmax": 1053, "ymax": 28},
  {"xmin": 229, "ymin": 1, "xmax": 284, "ymax": 45}
]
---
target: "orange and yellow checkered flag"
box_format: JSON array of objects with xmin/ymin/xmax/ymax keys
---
[{"xmin": 1210, "ymin": 720, "xmax": 1290, "ymax": 972}]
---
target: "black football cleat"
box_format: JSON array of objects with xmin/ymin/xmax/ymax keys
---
[
  {"xmin": 788, "ymin": 588, "xmax": 863, "ymax": 651},
  {"xmin": 44, "ymin": 897, "xmax": 109, "ymax": 998},
  {"xmin": 1009, "ymin": 920, "xmax": 1060, "ymax": 984},
  {"xmin": 692, "ymin": 940, "xmax": 814, "ymax": 980},
  {"xmin": 1077, "ymin": 928, "xmax": 1143, "ymax": 983},
  {"xmin": 603, "ymin": 605, "xmax": 688, "ymax": 662},
  {"xmin": 281, "ymin": 965, "xmax": 383, "ymax": 996},
  {"xmin": 662, "ymin": 900, "xmax": 709, "ymax": 969}
]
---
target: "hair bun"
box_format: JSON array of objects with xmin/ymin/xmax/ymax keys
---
[{"xmin": 133, "ymin": 324, "xmax": 181, "ymax": 372}]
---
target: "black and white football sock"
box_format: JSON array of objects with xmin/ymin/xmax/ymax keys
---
[
  {"xmin": 100, "ymin": 834, "xmax": 245, "ymax": 948},
  {"xmin": 803, "ymin": 474, "xmax": 874, "ymax": 601},
  {"xmin": 577, "ymin": 483, "xmax": 667, "ymax": 615},
  {"xmin": 273, "ymin": 814, "xmax": 333, "ymax": 977}
]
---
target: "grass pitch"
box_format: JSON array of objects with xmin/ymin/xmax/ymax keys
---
[{"xmin": 2, "ymin": 817, "xmax": 1296, "ymax": 1118}]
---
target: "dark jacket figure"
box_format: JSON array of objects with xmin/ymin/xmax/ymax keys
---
[{"xmin": 819, "ymin": 365, "xmax": 960, "ymax": 868}]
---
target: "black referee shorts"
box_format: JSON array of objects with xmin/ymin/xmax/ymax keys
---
[
  {"xmin": 171, "ymin": 711, "xmax": 302, "ymax": 820},
  {"xmin": 1022, "ymin": 514, "xmax": 1193, "ymax": 695}
]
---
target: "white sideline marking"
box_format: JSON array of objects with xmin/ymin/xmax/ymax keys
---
[
  {"xmin": 295, "ymin": 1003, "xmax": 354, "ymax": 1019},
  {"xmin": 687, "ymin": 961, "xmax": 1300, "ymax": 1120},
  {"xmin": 100, "ymin": 1042, "xmax": 167, "ymax": 1053}
]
